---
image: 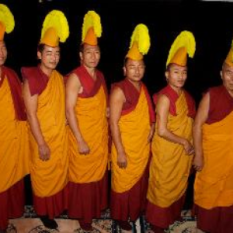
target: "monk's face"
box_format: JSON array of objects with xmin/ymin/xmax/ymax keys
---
[
  {"xmin": 80, "ymin": 44, "xmax": 100, "ymax": 69},
  {"xmin": 0, "ymin": 40, "xmax": 7, "ymax": 66},
  {"xmin": 221, "ymin": 63, "xmax": 233, "ymax": 93},
  {"xmin": 165, "ymin": 64, "xmax": 187, "ymax": 90},
  {"xmin": 37, "ymin": 45, "xmax": 60, "ymax": 71},
  {"xmin": 124, "ymin": 59, "xmax": 145, "ymax": 83}
]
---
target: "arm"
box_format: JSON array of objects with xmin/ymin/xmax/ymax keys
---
[
  {"xmin": 156, "ymin": 94, "xmax": 194, "ymax": 155},
  {"xmin": 109, "ymin": 87, "xmax": 127, "ymax": 169},
  {"xmin": 23, "ymin": 79, "xmax": 50, "ymax": 161},
  {"xmin": 65, "ymin": 73, "xmax": 90, "ymax": 155},
  {"xmin": 193, "ymin": 93, "xmax": 209, "ymax": 171}
]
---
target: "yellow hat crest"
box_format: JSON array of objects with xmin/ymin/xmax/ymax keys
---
[
  {"xmin": 166, "ymin": 30, "xmax": 195, "ymax": 67},
  {"xmin": 82, "ymin": 11, "xmax": 102, "ymax": 46},
  {"xmin": 225, "ymin": 40, "xmax": 233, "ymax": 67},
  {"xmin": 126, "ymin": 24, "xmax": 150, "ymax": 61},
  {"xmin": 40, "ymin": 10, "xmax": 69, "ymax": 47},
  {"xmin": 0, "ymin": 4, "xmax": 15, "ymax": 41}
]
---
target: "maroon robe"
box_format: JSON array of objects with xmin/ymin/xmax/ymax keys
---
[
  {"xmin": 21, "ymin": 66, "xmax": 68, "ymax": 219},
  {"xmin": 67, "ymin": 65, "xmax": 108, "ymax": 227},
  {"xmin": 110, "ymin": 79, "xmax": 155, "ymax": 223},
  {"xmin": 0, "ymin": 67, "xmax": 26, "ymax": 230},
  {"xmin": 146, "ymin": 85, "xmax": 196, "ymax": 229},
  {"xmin": 195, "ymin": 85, "xmax": 233, "ymax": 233}
]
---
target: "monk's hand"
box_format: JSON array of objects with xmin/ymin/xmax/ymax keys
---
[
  {"xmin": 78, "ymin": 139, "xmax": 90, "ymax": 155},
  {"xmin": 183, "ymin": 139, "xmax": 194, "ymax": 155},
  {"xmin": 38, "ymin": 143, "xmax": 51, "ymax": 161},
  {"xmin": 193, "ymin": 154, "xmax": 204, "ymax": 171},
  {"xmin": 117, "ymin": 152, "xmax": 127, "ymax": 169}
]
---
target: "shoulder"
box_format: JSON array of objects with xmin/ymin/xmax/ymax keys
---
[
  {"xmin": 21, "ymin": 67, "xmax": 38, "ymax": 81},
  {"xmin": 3, "ymin": 66, "xmax": 19, "ymax": 79},
  {"xmin": 208, "ymin": 85, "xmax": 223, "ymax": 95},
  {"xmin": 153, "ymin": 86, "xmax": 170, "ymax": 105},
  {"xmin": 111, "ymin": 80, "xmax": 126, "ymax": 92},
  {"xmin": 96, "ymin": 69, "xmax": 104, "ymax": 77},
  {"xmin": 110, "ymin": 86, "xmax": 125, "ymax": 104},
  {"xmin": 184, "ymin": 90, "xmax": 195, "ymax": 103}
]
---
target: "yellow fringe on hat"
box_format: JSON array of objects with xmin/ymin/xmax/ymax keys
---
[
  {"xmin": 225, "ymin": 39, "xmax": 233, "ymax": 67},
  {"xmin": 0, "ymin": 4, "xmax": 15, "ymax": 34},
  {"xmin": 82, "ymin": 11, "xmax": 102, "ymax": 43},
  {"xmin": 166, "ymin": 30, "xmax": 195, "ymax": 67},
  {"xmin": 129, "ymin": 24, "xmax": 150, "ymax": 55},
  {"xmin": 41, "ymin": 10, "xmax": 69, "ymax": 43}
]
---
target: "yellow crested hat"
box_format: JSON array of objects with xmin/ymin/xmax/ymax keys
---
[
  {"xmin": 82, "ymin": 11, "xmax": 102, "ymax": 46},
  {"xmin": 40, "ymin": 10, "xmax": 69, "ymax": 47},
  {"xmin": 126, "ymin": 24, "xmax": 150, "ymax": 61},
  {"xmin": 225, "ymin": 40, "xmax": 233, "ymax": 67},
  {"xmin": 0, "ymin": 4, "xmax": 15, "ymax": 41},
  {"xmin": 166, "ymin": 30, "xmax": 196, "ymax": 67}
]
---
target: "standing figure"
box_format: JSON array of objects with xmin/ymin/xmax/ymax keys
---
[
  {"xmin": 110, "ymin": 24, "xmax": 155, "ymax": 232},
  {"xmin": 146, "ymin": 31, "xmax": 196, "ymax": 233},
  {"xmin": 66, "ymin": 11, "xmax": 109, "ymax": 232},
  {"xmin": 193, "ymin": 39, "xmax": 233, "ymax": 233},
  {"xmin": 0, "ymin": 4, "xmax": 29, "ymax": 233},
  {"xmin": 22, "ymin": 10, "xmax": 69, "ymax": 230}
]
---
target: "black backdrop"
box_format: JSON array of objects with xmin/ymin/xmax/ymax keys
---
[
  {"xmin": 2, "ymin": 0, "xmax": 233, "ymax": 102},
  {"xmin": 2, "ymin": 0, "xmax": 233, "ymax": 206}
]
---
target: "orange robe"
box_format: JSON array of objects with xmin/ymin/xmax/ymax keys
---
[
  {"xmin": 111, "ymin": 80, "xmax": 152, "ymax": 221},
  {"xmin": 0, "ymin": 66, "xmax": 29, "ymax": 230},
  {"xmin": 147, "ymin": 85, "xmax": 195, "ymax": 228},
  {"xmin": 67, "ymin": 66, "xmax": 108, "ymax": 223},
  {"xmin": 22, "ymin": 67, "xmax": 68, "ymax": 218},
  {"xmin": 194, "ymin": 86, "xmax": 233, "ymax": 233}
]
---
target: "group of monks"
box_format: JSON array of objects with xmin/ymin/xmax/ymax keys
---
[{"xmin": 0, "ymin": 4, "xmax": 233, "ymax": 233}]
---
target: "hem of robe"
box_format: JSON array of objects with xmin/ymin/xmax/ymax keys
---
[
  {"xmin": 194, "ymin": 204, "xmax": 233, "ymax": 233},
  {"xmin": 33, "ymin": 184, "xmax": 68, "ymax": 219},
  {"xmin": 146, "ymin": 194, "xmax": 185, "ymax": 229},
  {"xmin": 68, "ymin": 170, "xmax": 108, "ymax": 224},
  {"xmin": 110, "ymin": 168, "xmax": 149, "ymax": 222},
  {"xmin": 0, "ymin": 180, "xmax": 25, "ymax": 230}
]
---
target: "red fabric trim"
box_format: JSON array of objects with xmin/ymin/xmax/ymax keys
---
[
  {"xmin": 111, "ymin": 79, "xmax": 155, "ymax": 122},
  {"xmin": 71, "ymin": 65, "xmax": 108, "ymax": 99},
  {"xmin": 68, "ymin": 170, "xmax": 108, "ymax": 224},
  {"xmin": 206, "ymin": 85, "xmax": 233, "ymax": 124},
  {"xmin": 0, "ymin": 180, "xmax": 25, "ymax": 230},
  {"xmin": 195, "ymin": 204, "xmax": 233, "ymax": 233},
  {"xmin": 146, "ymin": 194, "xmax": 185, "ymax": 228},
  {"xmin": 153, "ymin": 85, "xmax": 196, "ymax": 118},
  {"xmin": 33, "ymin": 185, "xmax": 68, "ymax": 219},
  {"xmin": 2, "ymin": 66, "xmax": 26, "ymax": 121},
  {"xmin": 111, "ymin": 79, "xmax": 139, "ymax": 114},
  {"xmin": 21, "ymin": 66, "xmax": 49, "ymax": 96},
  {"xmin": 143, "ymin": 85, "xmax": 156, "ymax": 123},
  {"xmin": 110, "ymin": 165, "xmax": 149, "ymax": 222}
]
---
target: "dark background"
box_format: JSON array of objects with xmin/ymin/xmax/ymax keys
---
[
  {"xmin": 2, "ymin": 0, "xmax": 233, "ymax": 207},
  {"xmin": 2, "ymin": 0, "xmax": 233, "ymax": 102}
]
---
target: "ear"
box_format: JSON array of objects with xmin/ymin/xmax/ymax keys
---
[
  {"xmin": 123, "ymin": 66, "xmax": 126, "ymax": 76},
  {"xmin": 37, "ymin": 51, "xmax": 42, "ymax": 60},
  {"xmin": 220, "ymin": 70, "xmax": 223, "ymax": 80},
  {"xmin": 79, "ymin": 52, "xmax": 83, "ymax": 61},
  {"xmin": 165, "ymin": 71, "xmax": 169, "ymax": 81}
]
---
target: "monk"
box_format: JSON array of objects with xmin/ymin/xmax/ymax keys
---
[
  {"xmin": 146, "ymin": 31, "xmax": 196, "ymax": 233},
  {"xmin": 0, "ymin": 5, "xmax": 29, "ymax": 232},
  {"xmin": 110, "ymin": 24, "xmax": 154, "ymax": 232},
  {"xmin": 22, "ymin": 10, "xmax": 69, "ymax": 230},
  {"xmin": 66, "ymin": 11, "xmax": 109, "ymax": 232},
  {"xmin": 193, "ymin": 42, "xmax": 233, "ymax": 233}
]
